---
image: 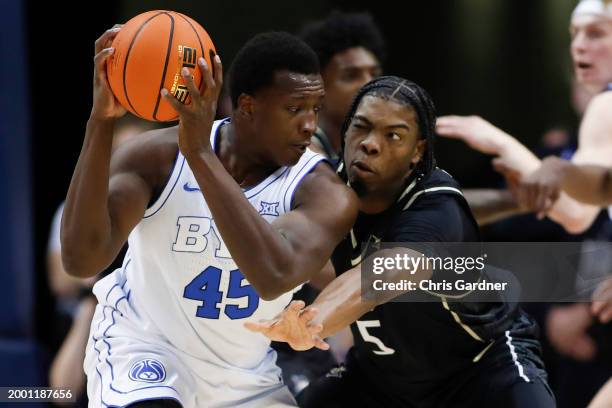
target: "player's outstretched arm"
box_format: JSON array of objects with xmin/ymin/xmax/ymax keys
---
[
  {"xmin": 246, "ymin": 247, "xmax": 431, "ymax": 348},
  {"xmin": 309, "ymin": 247, "xmax": 432, "ymax": 339},
  {"xmin": 561, "ymin": 164, "xmax": 612, "ymax": 206},
  {"xmin": 518, "ymin": 157, "xmax": 612, "ymax": 216},
  {"xmin": 244, "ymin": 265, "xmax": 371, "ymax": 349},
  {"xmin": 437, "ymin": 112, "xmax": 612, "ymax": 233},
  {"xmin": 436, "ymin": 115, "xmax": 541, "ymax": 175},
  {"xmin": 462, "ymin": 189, "xmax": 523, "ymax": 226},
  {"xmin": 244, "ymin": 300, "xmax": 329, "ymax": 351},
  {"xmin": 62, "ymin": 27, "xmax": 175, "ymax": 278}
]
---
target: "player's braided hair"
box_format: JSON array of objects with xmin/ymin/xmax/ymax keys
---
[{"xmin": 341, "ymin": 76, "xmax": 437, "ymax": 177}]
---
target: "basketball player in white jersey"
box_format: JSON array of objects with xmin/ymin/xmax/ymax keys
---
[{"xmin": 61, "ymin": 29, "xmax": 358, "ymax": 408}]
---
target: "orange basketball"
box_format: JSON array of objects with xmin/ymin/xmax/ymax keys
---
[{"xmin": 107, "ymin": 10, "xmax": 216, "ymax": 122}]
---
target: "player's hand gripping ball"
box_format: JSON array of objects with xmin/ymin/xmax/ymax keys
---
[{"xmin": 107, "ymin": 10, "xmax": 216, "ymax": 121}]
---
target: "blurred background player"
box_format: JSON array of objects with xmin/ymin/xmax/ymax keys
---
[
  {"xmin": 300, "ymin": 11, "xmax": 385, "ymax": 166},
  {"xmin": 436, "ymin": 0, "xmax": 612, "ymax": 235},
  {"xmin": 436, "ymin": 0, "xmax": 612, "ymax": 406}
]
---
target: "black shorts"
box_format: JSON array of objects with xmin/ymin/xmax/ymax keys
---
[{"xmin": 297, "ymin": 346, "xmax": 556, "ymax": 408}]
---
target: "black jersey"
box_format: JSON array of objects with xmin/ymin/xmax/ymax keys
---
[{"xmin": 330, "ymin": 168, "xmax": 545, "ymax": 404}]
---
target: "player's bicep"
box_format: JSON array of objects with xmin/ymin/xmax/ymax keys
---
[
  {"xmin": 104, "ymin": 131, "xmax": 169, "ymax": 252},
  {"xmin": 272, "ymin": 202, "xmax": 338, "ymax": 266},
  {"xmin": 107, "ymin": 171, "xmax": 151, "ymax": 248}
]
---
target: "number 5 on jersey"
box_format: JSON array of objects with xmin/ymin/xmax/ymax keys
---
[
  {"xmin": 183, "ymin": 266, "xmax": 260, "ymax": 319},
  {"xmin": 356, "ymin": 320, "xmax": 395, "ymax": 355}
]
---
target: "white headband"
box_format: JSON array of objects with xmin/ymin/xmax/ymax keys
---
[{"xmin": 572, "ymin": 0, "xmax": 612, "ymax": 19}]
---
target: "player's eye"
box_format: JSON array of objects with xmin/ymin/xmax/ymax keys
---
[
  {"xmin": 286, "ymin": 106, "xmax": 300, "ymax": 114},
  {"xmin": 387, "ymin": 132, "xmax": 401, "ymax": 141},
  {"xmin": 341, "ymin": 69, "xmax": 361, "ymax": 82},
  {"xmin": 586, "ymin": 28, "xmax": 605, "ymax": 39}
]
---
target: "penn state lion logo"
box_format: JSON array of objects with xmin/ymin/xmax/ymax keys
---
[{"xmin": 128, "ymin": 359, "xmax": 166, "ymax": 383}]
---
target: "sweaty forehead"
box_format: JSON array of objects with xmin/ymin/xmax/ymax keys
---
[{"xmin": 269, "ymin": 70, "xmax": 325, "ymax": 98}]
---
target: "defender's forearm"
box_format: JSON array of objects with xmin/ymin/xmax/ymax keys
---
[
  {"xmin": 563, "ymin": 165, "xmax": 612, "ymax": 206},
  {"xmin": 310, "ymin": 266, "xmax": 373, "ymax": 339}
]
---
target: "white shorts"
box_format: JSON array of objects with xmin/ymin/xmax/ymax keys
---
[{"xmin": 84, "ymin": 281, "xmax": 297, "ymax": 408}]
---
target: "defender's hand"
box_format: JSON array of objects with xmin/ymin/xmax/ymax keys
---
[
  {"xmin": 244, "ymin": 300, "xmax": 330, "ymax": 351},
  {"xmin": 437, "ymin": 115, "xmax": 511, "ymax": 156},
  {"xmin": 161, "ymin": 55, "xmax": 223, "ymax": 158},
  {"xmin": 91, "ymin": 25, "xmax": 127, "ymax": 121},
  {"xmin": 517, "ymin": 156, "xmax": 567, "ymax": 219}
]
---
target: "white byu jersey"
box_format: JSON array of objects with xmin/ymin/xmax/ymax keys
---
[{"xmin": 85, "ymin": 119, "xmax": 325, "ymax": 407}]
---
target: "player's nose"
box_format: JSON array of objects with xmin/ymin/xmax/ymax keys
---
[
  {"xmin": 300, "ymin": 112, "xmax": 317, "ymax": 136},
  {"xmin": 360, "ymin": 132, "xmax": 380, "ymax": 155}
]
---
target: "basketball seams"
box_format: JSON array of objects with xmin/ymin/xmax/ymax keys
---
[
  {"xmin": 122, "ymin": 11, "xmax": 166, "ymax": 118},
  {"xmin": 152, "ymin": 12, "xmax": 175, "ymax": 121},
  {"xmin": 110, "ymin": 10, "xmax": 215, "ymax": 122},
  {"xmin": 175, "ymin": 13, "xmax": 207, "ymax": 96}
]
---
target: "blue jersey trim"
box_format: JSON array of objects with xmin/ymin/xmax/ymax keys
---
[
  {"xmin": 245, "ymin": 167, "xmax": 290, "ymax": 199},
  {"xmin": 210, "ymin": 117, "xmax": 290, "ymax": 198},
  {"xmin": 92, "ymin": 272, "xmax": 178, "ymax": 403},
  {"xmin": 283, "ymin": 154, "xmax": 325, "ymax": 212},
  {"xmin": 210, "ymin": 117, "xmax": 231, "ymax": 152}
]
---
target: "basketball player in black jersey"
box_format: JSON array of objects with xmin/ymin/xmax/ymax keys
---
[{"xmin": 246, "ymin": 76, "xmax": 556, "ymax": 407}]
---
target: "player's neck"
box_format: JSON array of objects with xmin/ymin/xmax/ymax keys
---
[
  {"xmin": 217, "ymin": 122, "xmax": 279, "ymax": 188},
  {"xmin": 358, "ymin": 183, "xmax": 405, "ymax": 214}
]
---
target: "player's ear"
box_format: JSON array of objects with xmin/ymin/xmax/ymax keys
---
[
  {"xmin": 410, "ymin": 139, "xmax": 427, "ymax": 169},
  {"xmin": 237, "ymin": 94, "xmax": 254, "ymax": 120}
]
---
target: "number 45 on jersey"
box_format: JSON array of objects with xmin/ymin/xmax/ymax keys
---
[{"xmin": 183, "ymin": 266, "xmax": 260, "ymax": 320}]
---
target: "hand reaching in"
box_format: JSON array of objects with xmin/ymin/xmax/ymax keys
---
[{"xmin": 244, "ymin": 300, "xmax": 330, "ymax": 351}]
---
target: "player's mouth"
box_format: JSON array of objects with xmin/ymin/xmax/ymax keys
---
[
  {"xmin": 291, "ymin": 141, "xmax": 310, "ymax": 152},
  {"xmin": 575, "ymin": 61, "xmax": 594, "ymax": 71},
  {"xmin": 350, "ymin": 159, "xmax": 376, "ymax": 176}
]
